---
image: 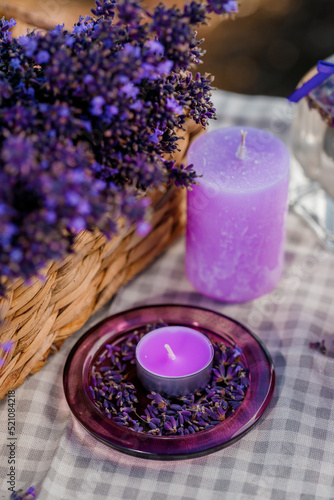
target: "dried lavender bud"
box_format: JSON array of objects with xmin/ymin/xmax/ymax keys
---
[
  {"xmin": 309, "ymin": 339, "xmax": 327, "ymax": 356},
  {"xmin": 90, "ymin": 321, "xmax": 249, "ymax": 436},
  {"xmin": 10, "ymin": 486, "xmax": 36, "ymax": 500}
]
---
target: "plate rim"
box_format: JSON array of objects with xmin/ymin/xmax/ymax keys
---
[{"xmin": 63, "ymin": 304, "xmax": 275, "ymax": 460}]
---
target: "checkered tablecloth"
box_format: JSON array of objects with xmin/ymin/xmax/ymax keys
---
[{"xmin": 1, "ymin": 90, "xmax": 334, "ymax": 500}]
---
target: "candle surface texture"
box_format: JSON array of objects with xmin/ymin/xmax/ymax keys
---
[
  {"xmin": 136, "ymin": 326, "xmax": 213, "ymax": 396},
  {"xmin": 186, "ymin": 126, "xmax": 290, "ymax": 302}
]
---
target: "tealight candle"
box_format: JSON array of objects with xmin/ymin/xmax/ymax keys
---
[
  {"xmin": 136, "ymin": 326, "xmax": 214, "ymax": 396},
  {"xmin": 186, "ymin": 126, "xmax": 290, "ymax": 302}
]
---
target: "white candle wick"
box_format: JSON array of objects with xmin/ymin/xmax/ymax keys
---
[
  {"xmin": 164, "ymin": 344, "xmax": 176, "ymax": 360},
  {"xmin": 235, "ymin": 130, "xmax": 247, "ymax": 159}
]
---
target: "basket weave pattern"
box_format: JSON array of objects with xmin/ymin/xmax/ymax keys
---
[{"xmin": 0, "ymin": 119, "xmax": 203, "ymax": 400}]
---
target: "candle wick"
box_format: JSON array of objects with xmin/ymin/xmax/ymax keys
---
[
  {"xmin": 235, "ymin": 130, "xmax": 247, "ymax": 159},
  {"xmin": 164, "ymin": 344, "xmax": 176, "ymax": 360}
]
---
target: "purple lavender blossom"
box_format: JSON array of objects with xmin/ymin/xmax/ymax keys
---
[
  {"xmin": 2, "ymin": 136, "xmax": 35, "ymax": 175},
  {"xmin": 18, "ymin": 35, "xmax": 38, "ymax": 58},
  {"xmin": 1, "ymin": 340, "xmax": 14, "ymax": 353},
  {"xmin": 136, "ymin": 221, "xmax": 152, "ymax": 237},
  {"xmin": 10, "ymin": 486, "xmax": 36, "ymax": 500},
  {"xmin": 206, "ymin": 0, "xmax": 238, "ymax": 14},
  {"xmin": 165, "ymin": 162, "xmax": 198, "ymax": 188},
  {"xmin": 166, "ymin": 97, "xmax": 184, "ymax": 115},
  {"xmin": 91, "ymin": 0, "xmax": 117, "ymax": 18},
  {"xmin": 147, "ymin": 40, "xmax": 164, "ymax": 55},
  {"xmin": 183, "ymin": 1, "xmax": 207, "ymax": 24},
  {"xmin": 117, "ymin": 0, "xmax": 143, "ymax": 24},
  {"xmin": 0, "ymin": 0, "xmax": 237, "ymax": 293},
  {"xmin": 35, "ymin": 50, "xmax": 50, "ymax": 64},
  {"xmin": 9, "ymin": 58, "xmax": 21, "ymax": 70},
  {"xmin": 90, "ymin": 96, "xmax": 105, "ymax": 116},
  {"xmin": 0, "ymin": 17, "xmax": 16, "ymax": 42}
]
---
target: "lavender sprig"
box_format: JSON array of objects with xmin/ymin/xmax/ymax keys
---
[
  {"xmin": 0, "ymin": 0, "xmax": 237, "ymax": 294},
  {"xmin": 10, "ymin": 486, "xmax": 36, "ymax": 500},
  {"xmin": 90, "ymin": 323, "xmax": 249, "ymax": 436},
  {"xmin": 309, "ymin": 339, "xmax": 327, "ymax": 356}
]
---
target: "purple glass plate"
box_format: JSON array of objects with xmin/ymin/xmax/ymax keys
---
[{"xmin": 63, "ymin": 304, "xmax": 275, "ymax": 460}]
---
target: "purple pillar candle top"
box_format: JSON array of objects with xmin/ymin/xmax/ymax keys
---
[
  {"xmin": 136, "ymin": 326, "xmax": 214, "ymax": 396},
  {"xmin": 186, "ymin": 126, "xmax": 290, "ymax": 302}
]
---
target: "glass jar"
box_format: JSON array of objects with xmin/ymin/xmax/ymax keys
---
[{"xmin": 290, "ymin": 57, "xmax": 334, "ymax": 250}]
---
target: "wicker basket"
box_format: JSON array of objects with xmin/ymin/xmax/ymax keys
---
[{"xmin": 0, "ymin": 119, "xmax": 203, "ymax": 400}]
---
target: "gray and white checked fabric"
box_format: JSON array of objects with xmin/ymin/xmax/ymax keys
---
[{"xmin": 1, "ymin": 90, "xmax": 334, "ymax": 500}]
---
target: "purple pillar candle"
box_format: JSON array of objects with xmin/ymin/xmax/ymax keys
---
[
  {"xmin": 186, "ymin": 126, "xmax": 290, "ymax": 302},
  {"xmin": 136, "ymin": 326, "xmax": 214, "ymax": 396}
]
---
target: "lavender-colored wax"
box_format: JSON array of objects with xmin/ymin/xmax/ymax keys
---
[
  {"xmin": 186, "ymin": 126, "xmax": 290, "ymax": 302},
  {"xmin": 136, "ymin": 326, "xmax": 213, "ymax": 396}
]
